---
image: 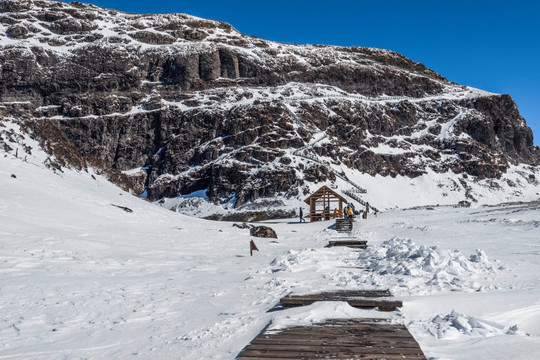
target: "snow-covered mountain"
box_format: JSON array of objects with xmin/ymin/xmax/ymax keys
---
[{"xmin": 1, "ymin": 0, "xmax": 539, "ymax": 211}]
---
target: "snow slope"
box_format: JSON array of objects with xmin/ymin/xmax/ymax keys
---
[{"xmin": 1, "ymin": 131, "xmax": 540, "ymax": 359}]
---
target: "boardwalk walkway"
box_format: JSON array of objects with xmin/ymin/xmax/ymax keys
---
[
  {"xmin": 329, "ymin": 224, "xmax": 368, "ymax": 248},
  {"xmin": 237, "ymin": 221, "xmax": 427, "ymax": 359},
  {"xmin": 328, "ymin": 239, "xmax": 367, "ymax": 248},
  {"xmin": 280, "ymin": 290, "xmax": 402, "ymax": 312},
  {"xmin": 335, "ymin": 218, "xmax": 354, "ymax": 233},
  {"xmin": 238, "ymin": 319, "xmax": 427, "ymax": 359}
]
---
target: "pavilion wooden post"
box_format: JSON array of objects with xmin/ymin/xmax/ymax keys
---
[{"xmin": 309, "ymin": 197, "xmax": 316, "ymax": 222}]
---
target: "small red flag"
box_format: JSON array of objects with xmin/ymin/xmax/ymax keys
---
[{"xmin": 250, "ymin": 240, "xmax": 259, "ymax": 256}]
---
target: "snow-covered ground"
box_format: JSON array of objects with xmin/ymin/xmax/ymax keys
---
[{"xmin": 1, "ymin": 141, "xmax": 540, "ymax": 359}]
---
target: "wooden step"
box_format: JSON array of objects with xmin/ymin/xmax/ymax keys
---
[
  {"xmin": 328, "ymin": 240, "xmax": 367, "ymax": 248},
  {"xmin": 335, "ymin": 218, "xmax": 353, "ymax": 232},
  {"xmin": 238, "ymin": 319, "xmax": 426, "ymax": 359},
  {"xmin": 280, "ymin": 290, "xmax": 402, "ymax": 311}
]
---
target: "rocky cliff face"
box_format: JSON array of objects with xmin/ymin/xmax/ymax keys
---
[{"xmin": 1, "ymin": 0, "xmax": 539, "ymax": 209}]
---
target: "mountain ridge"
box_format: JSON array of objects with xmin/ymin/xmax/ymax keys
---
[{"xmin": 1, "ymin": 0, "xmax": 539, "ymax": 210}]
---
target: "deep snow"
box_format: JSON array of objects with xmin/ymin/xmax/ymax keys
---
[{"xmin": 1, "ymin": 131, "xmax": 540, "ymax": 359}]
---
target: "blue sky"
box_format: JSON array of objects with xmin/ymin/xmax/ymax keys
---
[{"xmin": 62, "ymin": 0, "xmax": 540, "ymax": 146}]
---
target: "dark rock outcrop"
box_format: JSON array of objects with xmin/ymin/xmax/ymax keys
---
[
  {"xmin": 1, "ymin": 0, "xmax": 539, "ymax": 207},
  {"xmin": 250, "ymin": 226, "xmax": 278, "ymax": 239}
]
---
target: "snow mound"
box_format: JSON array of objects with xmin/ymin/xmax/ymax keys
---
[
  {"xmin": 267, "ymin": 239, "xmax": 349, "ymax": 275},
  {"xmin": 269, "ymin": 249, "xmax": 318, "ymax": 272},
  {"xmin": 266, "ymin": 237, "xmax": 502, "ymax": 295},
  {"xmin": 425, "ymin": 310, "xmax": 530, "ymax": 339},
  {"xmin": 357, "ymin": 238, "xmax": 501, "ymax": 294},
  {"xmin": 268, "ymin": 301, "xmax": 392, "ymax": 333}
]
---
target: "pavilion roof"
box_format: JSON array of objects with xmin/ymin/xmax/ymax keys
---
[{"xmin": 304, "ymin": 185, "xmax": 348, "ymax": 205}]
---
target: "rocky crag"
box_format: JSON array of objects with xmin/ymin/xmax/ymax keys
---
[{"xmin": 1, "ymin": 0, "xmax": 539, "ymax": 209}]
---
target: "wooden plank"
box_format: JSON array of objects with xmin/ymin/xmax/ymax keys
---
[
  {"xmin": 279, "ymin": 298, "xmax": 400, "ymax": 305},
  {"xmin": 239, "ymin": 349, "xmax": 426, "ymax": 359},
  {"xmin": 239, "ymin": 353, "xmax": 426, "ymax": 360},
  {"xmin": 328, "ymin": 242, "xmax": 367, "ymax": 246},
  {"xmin": 282, "ymin": 289, "xmax": 393, "ymax": 298},
  {"xmin": 251, "ymin": 338, "xmax": 423, "ymax": 348},
  {"xmin": 246, "ymin": 343, "xmax": 425, "ymax": 354},
  {"xmin": 256, "ymin": 338, "xmax": 419, "ymax": 348},
  {"xmin": 329, "ymin": 240, "xmax": 367, "ymax": 244},
  {"xmin": 266, "ymin": 328, "xmax": 413, "ymax": 339},
  {"xmin": 280, "ymin": 290, "xmax": 396, "ymax": 300},
  {"xmin": 328, "ymin": 239, "xmax": 368, "ymax": 249},
  {"xmin": 328, "ymin": 242, "xmax": 368, "ymax": 249},
  {"xmin": 262, "ymin": 324, "xmax": 410, "ymax": 334},
  {"xmin": 239, "ymin": 356, "xmax": 426, "ymax": 360}
]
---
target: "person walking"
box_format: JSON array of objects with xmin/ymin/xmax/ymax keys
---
[{"xmin": 299, "ymin": 207, "xmax": 306, "ymax": 222}]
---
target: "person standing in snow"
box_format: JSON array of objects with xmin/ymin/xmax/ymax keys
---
[{"xmin": 299, "ymin": 207, "xmax": 306, "ymax": 222}]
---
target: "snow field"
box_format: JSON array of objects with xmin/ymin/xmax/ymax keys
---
[
  {"xmin": 357, "ymin": 207, "xmax": 540, "ymax": 359},
  {"xmin": 1, "ymin": 134, "xmax": 540, "ymax": 359}
]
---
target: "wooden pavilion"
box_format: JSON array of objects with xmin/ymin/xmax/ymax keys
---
[{"xmin": 304, "ymin": 185, "xmax": 348, "ymax": 222}]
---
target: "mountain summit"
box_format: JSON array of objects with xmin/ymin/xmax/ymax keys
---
[{"xmin": 1, "ymin": 0, "xmax": 539, "ymax": 209}]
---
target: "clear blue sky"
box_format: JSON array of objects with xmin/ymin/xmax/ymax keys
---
[{"xmin": 62, "ymin": 0, "xmax": 540, "ymax": 146}]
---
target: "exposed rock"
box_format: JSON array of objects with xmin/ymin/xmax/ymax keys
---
[
  {"xmin": 250, "ymin": 226, "xmax": 278, "ymax": 239},
  {"xmin": 111, "ymin": 204, "xmax": 133, "ymax": 213},
  {"xmin": 129, "ymin": 31, "xmax": 175, "ymax": 45},
  {"xmin": 6, "ymin": 25, "xmax": 28, "ymax": 39},
  {"xmin": 205, "ymin": 209, "xmax": 295, "ymax": 222}
]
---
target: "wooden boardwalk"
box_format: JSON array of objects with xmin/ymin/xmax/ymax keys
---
[
  {"xmin": 237, "ymin": 319, "xmax": 427, "ymax": 359},
  {"xmin": 280, "ymin": 290, "xmax": 402, "ymax": 311},
  {"xmin": 335, "ymin": 218, "xmax": 353, "ymax": 232},
  {"xmin": 237, "ymin": 233, "xmax": 426, "ymax": 359},
  {"xmin": 328, "ymin": 232, "xmax": 368, "ymax": 248},
  {"xmin": 328, "ymin": 239, "xmax": 367, "ymax": 248}
]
